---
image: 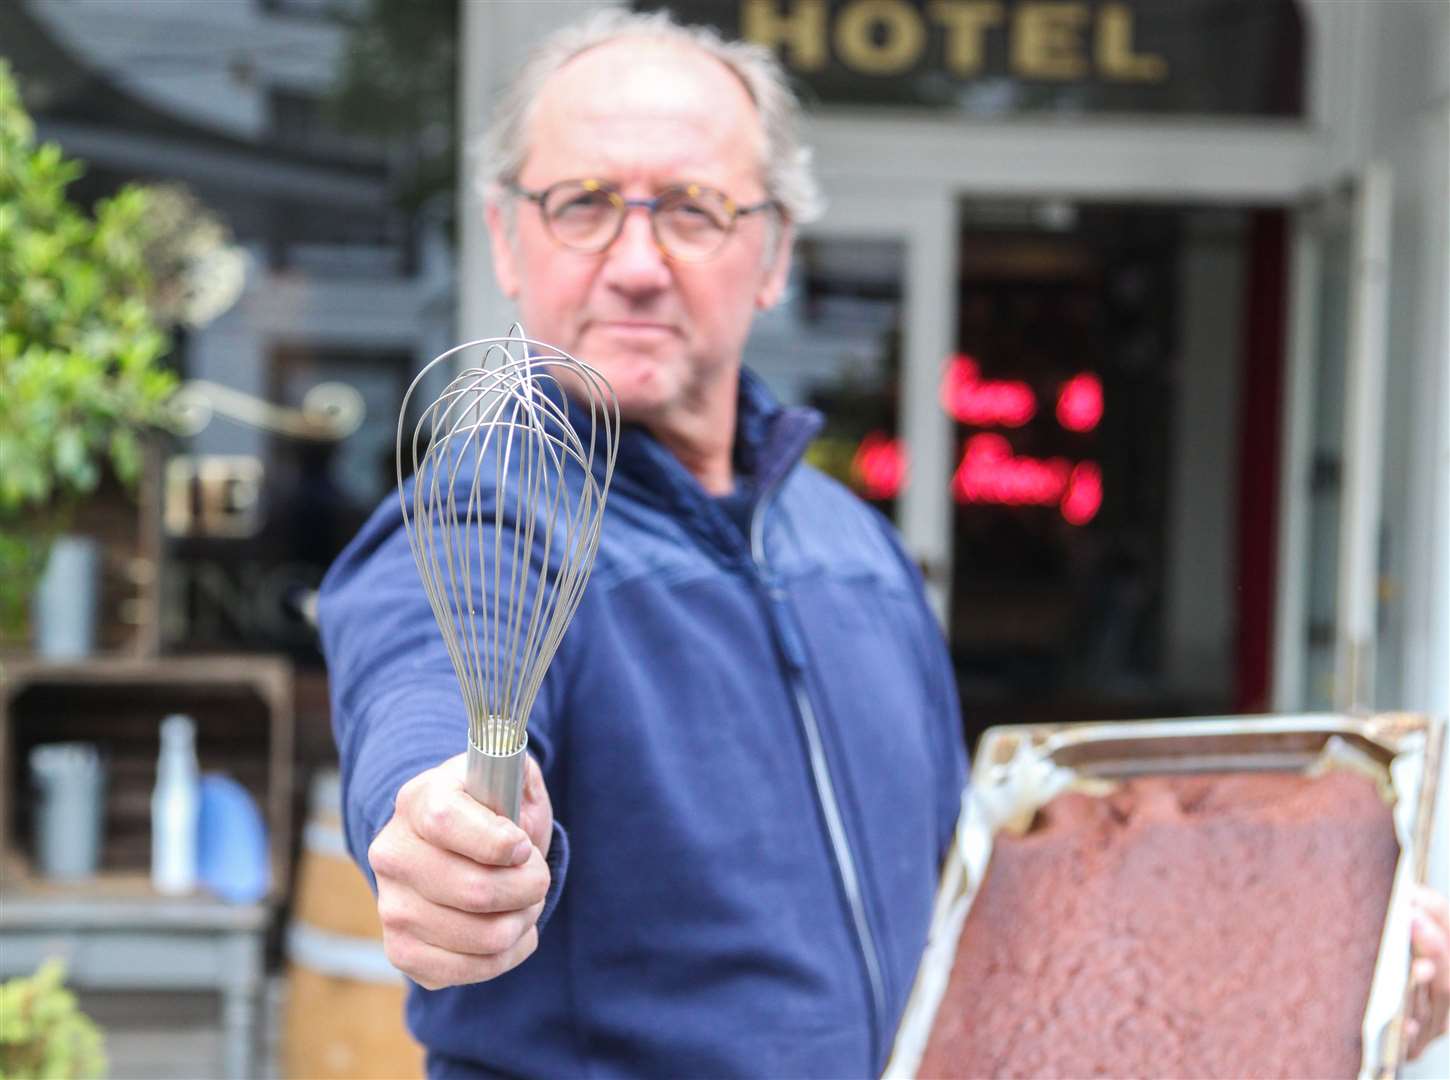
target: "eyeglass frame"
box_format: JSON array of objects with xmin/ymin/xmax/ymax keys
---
[{"xmin": 505, "ymin": 178, "xmax": 779, "ymax": 261}]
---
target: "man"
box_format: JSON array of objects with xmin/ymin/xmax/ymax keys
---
[
  {"xmin": 319, "ymin": 9, "xmax": 1449, "ymax": 1078},
  {"xmin": 321, "ymin": 10, "xmax": 965, "ymax": 1077}
]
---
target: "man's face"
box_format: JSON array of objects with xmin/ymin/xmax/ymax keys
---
[{"xmin": 486, "ymin": 39, "xmax": 793, "ymax": 432}]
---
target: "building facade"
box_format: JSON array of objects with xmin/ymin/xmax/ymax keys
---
[
  {"xmin": 463, "ymin": 24, "xmax": 1449, "ymax": 1053},
  {"xmin": 463, "ymin": 1, "xmax": 1450, "ymax": 737}
]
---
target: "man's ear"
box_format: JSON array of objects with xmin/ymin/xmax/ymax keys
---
[
  {"xmin": 485, "ymin": 198, "xmax": 520, "ymax": 300},
  {"xmin": 755, "ymin": 220, "xmax": 795, "ymax": 311}
]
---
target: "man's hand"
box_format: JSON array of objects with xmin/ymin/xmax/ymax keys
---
[
  {"xmin": 368, "ymin": 751, "xmax": 553, "ymax": 990},
  {"xmin": 1405, "ymin": 884, "xmax": 1450, "ymax": 1061}
]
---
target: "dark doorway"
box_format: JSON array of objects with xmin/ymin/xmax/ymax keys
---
[{"xmin": 949, "ymin": 200, "xmax": 1288, "ymax": 745}]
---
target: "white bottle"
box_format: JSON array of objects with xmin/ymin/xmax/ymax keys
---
[{"xmin": 151, "ymin": 714, "xmax": 200, "ymax": 895}]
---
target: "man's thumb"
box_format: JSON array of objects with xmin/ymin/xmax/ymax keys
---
[{"xmin": 519, "ymin": 754, "xmax": 553, "ymax": 856}]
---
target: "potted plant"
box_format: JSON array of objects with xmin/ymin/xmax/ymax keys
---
[
  {"xmin": 0, "ymin": 59, "xmax": 177, "ymax": 650},
  {"xmin": 0, "ymin": 960, "xmax": 106, "ymax": 1079}
]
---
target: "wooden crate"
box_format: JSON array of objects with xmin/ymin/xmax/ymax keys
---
[{"xmin": 0, "ymin": 655, "xmax": 294, "ymax": 900}]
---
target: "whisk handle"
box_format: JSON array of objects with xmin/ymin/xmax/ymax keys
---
[{"xmin": 465, "ymin": 737, "xmax": 527, "ymax": 824}]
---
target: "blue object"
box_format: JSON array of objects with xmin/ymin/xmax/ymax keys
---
[
  {"xmin": 320, "ymin": 369, "xmax": 968, "ymax": 1078},
  {"xmin": 197, "ymin": 773, "xmax": 269, "ymax": 903}
]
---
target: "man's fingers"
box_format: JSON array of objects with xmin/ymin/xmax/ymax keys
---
[
  {"xmin": 1408, "ymin": 904, "xmax": 1450, "ymax": 1059},
  {"xmin": 373, "ymin": 828, "xmax": 550, "ymax": 913},
  {"xmin": 385, "ymin": 923, "xmax": 540, "ymax": 991},
  {"xmin": 519, "ymin": 754, "xmax": 554, "ymax": 857},
  {"xmin": 367, "ymin": 755, "xmax": 553, "ymax": 992},
  {"xmin": 409, "ymin": 782, "xmax": 533, "ymax": 867},
  {"xmin": 427, "ymin": 847, "xmax": 551, "ymax": 914},
  {"xmin": 411, "ymin": 900, "xmax": 546, "ymax": 958},
  {"xmin": 380, "ymin": 885, "xmax": 545, "ymax": 957},
  {"xmin": 1413, "ymin": 884, "xmax": 1450, "ymax": 936},
  {"xmin": 1411, "ymin": 907, "xmax": 1449, "ymax": 986},
  {"xmin": 1405, "ymin": 1017, "xmax": 1423, "ymax": 1061}
]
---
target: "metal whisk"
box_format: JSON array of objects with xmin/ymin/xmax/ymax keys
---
[{"xmin": 396, "ymin": 328, "xmax": 619, "ymax": 822}]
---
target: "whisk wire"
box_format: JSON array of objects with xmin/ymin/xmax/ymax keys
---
[{"xmin": 397, "ymin": 332, "xmax": 619, "ymax": 764}]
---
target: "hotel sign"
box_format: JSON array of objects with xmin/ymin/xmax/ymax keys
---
[{"xmin": 640, "ymin": 0, "xmax": 1304, "ymax": 117}]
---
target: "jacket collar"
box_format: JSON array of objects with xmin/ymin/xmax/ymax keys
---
[{"xmin": 599, "ymin": 367, "xmax": 823, "ymax": 558}]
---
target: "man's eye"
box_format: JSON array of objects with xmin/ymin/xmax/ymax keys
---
[
  {"xmin": 553, "ymin": 192, "xmax": 612, "ymax": 217},
  {"xmin": 667, "ymin": 199, "xmax": 726, "ymax": 228}
]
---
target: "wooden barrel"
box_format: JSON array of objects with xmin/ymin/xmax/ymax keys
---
[{"xmin": 282, "ymin": 770, "xmax": 423, "ymax": 1079}]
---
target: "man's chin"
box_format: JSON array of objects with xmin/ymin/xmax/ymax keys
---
[
  {"xmin": 566, "ymin": 335, "xmax": 704, "ymax": 418},
  {"xmin": 584, "ymin": 356, "xmax": 673, "ymax": 405},
  {"xmin": 610, "ymin": 385, "xmax": 674, "ymax": 426}
]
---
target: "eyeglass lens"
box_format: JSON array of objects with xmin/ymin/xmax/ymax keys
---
[{"xmin": 540, "ymin": 182, "xmax": 736, "ymax": 259}]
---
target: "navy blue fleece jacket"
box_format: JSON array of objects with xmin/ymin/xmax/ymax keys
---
[{"xmin": 319, "ymin": 369, "xmax": 967, "ymax": 1078}]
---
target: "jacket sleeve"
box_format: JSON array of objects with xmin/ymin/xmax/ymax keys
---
[{"xmin": 317, "ymin": 491, "xmax": 570, "ymax": 927}]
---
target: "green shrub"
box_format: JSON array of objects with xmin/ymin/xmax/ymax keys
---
[
  {"xmin": 0, "ymin": 960, "xmax": 106, "ymax": 1080},
  {"xmin": 0, "ymin": 58, "xmax": 176, "ymax": 634}
]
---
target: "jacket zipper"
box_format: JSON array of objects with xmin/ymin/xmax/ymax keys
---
[{"xmin": 749, "ymin": 488, "xmax": 888, "ymax": 1069}]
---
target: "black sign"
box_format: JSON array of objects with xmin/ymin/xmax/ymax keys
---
[{"xmin": 638, "ymin": 0, "xmax": 1304, "ymax": 117}]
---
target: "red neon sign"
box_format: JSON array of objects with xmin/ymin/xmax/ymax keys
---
[
  {"xmin": 851, "ymin": 354, "xmax": 1106, "ymax": 523},
  {"xmin": 952, "ymin": 434, "xmax": 1069, "ymax": 505},
  {"xmin": 951, "ymin": 434, "xmax": 1102, "ymax": 525},
  {"xmin": 1060, "ymin": 461, "xmax": 1103, "ymax": 525},
  {"xmin": 940, "ymin": 355, "xmax": 1037, "ymax": 427},
  {"xmin": 851, "ymin": 430, "xmax": 908, "ymax": 501},
  {"xmin": 1056, "ymin": 372, "xmax": 1104, "ymax": 432}
]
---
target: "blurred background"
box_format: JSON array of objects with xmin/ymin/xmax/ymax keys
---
[{"xmin": 0, "ymin": 0, "xmax": 1446, "ymax": 1076}]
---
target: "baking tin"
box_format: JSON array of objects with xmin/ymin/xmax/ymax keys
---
[{"xmin": 885, "ymin": 712, "xmax": 1444, "ymax": 1080}]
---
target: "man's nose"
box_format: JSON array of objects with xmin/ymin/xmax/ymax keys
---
[{"xmin": 600, "ymin": 207, "xmax": 671, "ymax": 294}]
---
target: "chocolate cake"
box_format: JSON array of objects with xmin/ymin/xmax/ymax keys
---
[{"xmin": 917, "ymin": 770, "xmax": 1398, "ymax": 1079}]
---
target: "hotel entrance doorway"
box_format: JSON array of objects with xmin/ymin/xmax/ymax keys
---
[{"xmin": 947, "ymin": 200, "xmax": 1289, "ymax": 741}]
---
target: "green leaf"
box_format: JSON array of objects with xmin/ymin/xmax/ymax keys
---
[
  {"xmin": 52, "ymin": 427, "xmax": 86, "ymax": 478},
  {"xmin": 108, "ymin": 426, "xmax": 140, "ymax": 485},
  {"xmin": 0, "ymin": 57, "xmax": 174, "ymax": 536}
]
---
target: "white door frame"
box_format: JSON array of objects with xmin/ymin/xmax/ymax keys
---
[
  {"xmin": 1335, "ymin": 161, "xmax": 1394, "ymax": 712},
  {"xmin": 1272, "ymin": 196, "xmax": 1334, "ymax": 710},
  {"xmin": 1272, "ymin": 166, "xmax": 1395, "ymax": 713},
  {"xmin": 801, "ymin": 188, "xmax": 958, "ymax": 616}
]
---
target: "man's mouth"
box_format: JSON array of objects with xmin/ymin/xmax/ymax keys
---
[{"xmin": 592, "ymin": 320, "xmax": 677, "ymax": 339}]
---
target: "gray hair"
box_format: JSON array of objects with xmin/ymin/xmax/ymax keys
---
[{"xmin": 476, "ymin": 7, "xmax": 824, "ymax": 227}]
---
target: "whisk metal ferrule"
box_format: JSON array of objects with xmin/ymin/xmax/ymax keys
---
[{"xmin": 466, "ymin": 719, "xmax": 528, "ymax": 824}]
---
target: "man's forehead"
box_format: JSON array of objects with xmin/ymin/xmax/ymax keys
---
[
  {"xmin": 550, "ymin": 36, "xmax": 750, "ymax": 96},
  {"xmin": 531, "ymin": 37, "xmax": 761, "ymax": 145}
]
